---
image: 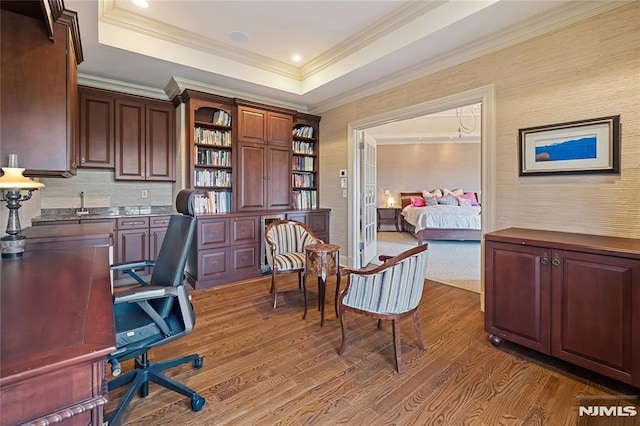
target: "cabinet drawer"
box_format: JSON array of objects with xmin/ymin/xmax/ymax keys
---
[
  {"xmin": 150, "ymin": 215, "xmax": 171, "ymax": 228},
  {"xmin": 198, "ymin": 248, "xmax": 229, "ymax": 279},
  {"xmin": 232, "ymin": 217, "xmax": 258, "ymax": 245},
  {"xmin": 232, "ymin": 244, "xmax": 259, "ymax": 272},
  {"xmin": 117, "ymin": 217, "xmax": 149, "ymax": 230},
  {"xmin": 198, "ymin": 218, "xmax": 229, "ymax": 249},
  {"xmin": 309, "ymin": 212, "xmax": 328, "ymax": 235}
]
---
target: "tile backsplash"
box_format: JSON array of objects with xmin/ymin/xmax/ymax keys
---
[{"xmin": 40, "ymin": 169, "xmax": 174, "ymax": 209}]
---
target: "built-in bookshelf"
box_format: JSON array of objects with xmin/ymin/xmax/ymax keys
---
[
  {"xmin": 186, "ymin": 92, "xmax": 235, "ymax": 214},
  {"xmin": 292, "ymin": 117, "xmax": 320, "ymax": 209}
]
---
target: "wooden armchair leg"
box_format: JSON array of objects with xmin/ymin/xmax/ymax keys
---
[
  {"xmin": 338, "ymin": 308, "xmax": 347, "ymax": 355},
  {"xmin": 392, "ymin": 319, "xmax": 404, "ymax": 374},
  {"xmin": 297, "ymin": 271, "xmax": 302, "ymax": 290},
  {"xmin": 271, "ymin": 269, "xmax": 278, "ymax": 309},
  {"xmin": 302, "ymin": 273, "xmax": 308, "ymax": 320},
  {"xmin": 413, "ymin": 310, "xmax": 425, "ymax": 350},
  {"xmin": 377, "ymin": 319, "xmax": 383, "ymax": 329}
]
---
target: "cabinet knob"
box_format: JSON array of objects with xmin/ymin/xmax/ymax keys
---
[
  {"xmin": 81, "ymin": 157, "xmax": 85, "ymax": 164},
  {"xmin": 551, "ymin": 258, "xmax": 560, "ymax": 267},
  {"xmin": 540, "ymin": 255, "xmax": 549, "ymax": 265}
]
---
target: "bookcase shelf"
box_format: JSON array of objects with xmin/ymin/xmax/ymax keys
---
[{"xmin": 292, "ymin": 116, "xmax": 320, "ymax": 210}]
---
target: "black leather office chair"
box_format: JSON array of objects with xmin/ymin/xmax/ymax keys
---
[{"xmin": 107, "ymin": 190, "xmax": 204, "ymax": 425}]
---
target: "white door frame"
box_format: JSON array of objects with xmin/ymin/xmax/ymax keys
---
[{"xmin": 347, "ymin": 85, "xmax": 496, "ymax": 305}]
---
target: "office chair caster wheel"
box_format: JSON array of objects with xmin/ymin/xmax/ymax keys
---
[
  {"xmin": 193, "ymin": 357, "xmax": 203, "ymax": 369},
  {"xmin": 191, "ymin": 395, "xmax": 205, "ymax": 412}
]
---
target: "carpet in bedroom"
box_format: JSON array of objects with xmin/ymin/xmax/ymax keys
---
[{"xmin": 373, "ymin": 232, "xmax": 481, "ymax": 294}]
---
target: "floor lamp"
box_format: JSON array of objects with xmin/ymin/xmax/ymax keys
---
[{"xmin": 0, "ymin": 154, "xmax": 44, "ymax": 259}]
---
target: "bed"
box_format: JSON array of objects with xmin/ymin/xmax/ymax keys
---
[{"xmin": 400, "ymin": 191, "xmax": 481, "ymax": 244}]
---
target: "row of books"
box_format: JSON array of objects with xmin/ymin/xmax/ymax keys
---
[
  {"xmin": 212, "ymin": 110, "xmax": 231, "ymax": 126},
  {"xmin": 196, "ymin": 147, "xmax": 231, "ymax": 167},
  {"xmin": 292, "ymin": 190, "xmax": 317, "ymax": 210},
  {"xmin": 293, "ymin": 125, "xmax": 314, "ymax": 138},
  {"xmin": 192, "ymin": 191, "xmax": 232, "ymax": 214},
  {"xmin": 194, "ymin": 169, "xmax": 232, "ymax": 188},
  {"xmin": 195, "ymin": 127, "xmax": 231, "ymax": 146},
  {"xmin": 292, "ymin": 173, "xmax": 314, "ymax": 188},
  {"xmin": 292, "ymin": 140, "xmax": 314, "ymax": 155},
  {"xmin": 292, "ymin": 156, "xmax": 314, "ymax": 171}
]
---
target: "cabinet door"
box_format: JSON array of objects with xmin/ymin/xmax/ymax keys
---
[
  {"xmin": 485, "ymin": 241, "xmax": 551, "ymax": 353},
  {"xmin": 236, "ymin": 143, "xmax": 267, "ymax": 211},
  {"xmin": 551, "ymin": 249, "xmax": 640, "ymax": 385},
  {"xmin": 1, "ymin": 12, "xmax": 75, "ymax": 176},
  {"xmin": 149, "ymin": 226, "xmax": 168, "ymax": 262},
  {"xmin": 115, "ymin": 99, "xmax": 145, "ymax": 180},
  {"xmin": 267, "ymin": 145, "xmax": 292, "ymax": 210},
  {"xmin": 145, "ymin": 102, "xmax": 175, "ymax": 181},
  {"xmin": 116, "ymin": 228, "xmax": 149, "ymax": 279},
  {"xmin": 267, "ymin": 112, "xmax": 293, "ymax": 146},
  {"xmin": 237, "ymin": 106, "xmax": 266, "ymax": 144},
  {"xmin": 79, "ymin": 89, "xmax": 114, "ymax": 168}
]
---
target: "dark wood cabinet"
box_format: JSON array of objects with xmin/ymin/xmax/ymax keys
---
[
  {"xmin": 79, "ymin": 87, "xmax": 115, "ymax": 168},
  {"xmin": 115, "ymin": 97, "xmax": 175, "ymax": 181},
  {"xmin": 1, "ymin": 8, "xmax": 82, "ymax": 177},
  {"xmin": 114, "ymin": 215, "xmax": 170, "ymax": 284},
  {"xmin": 236, "ymin": 104, "xmax": 293, "ymax": 211},
  {"xmin": 485, "ymin": 228, "xmax": 640, "ymax": 388},
  {"xmin": 286, "ymin": 210, "xmax": 330, "ymax": 243}
]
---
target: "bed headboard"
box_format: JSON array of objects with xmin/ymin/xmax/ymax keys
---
[{"xmin": 400, "ymin": 192, "xmax": 422, "ymax": 209}]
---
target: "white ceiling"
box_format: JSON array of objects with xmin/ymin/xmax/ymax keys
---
[{"xmin": 66, "ymin": 0, "xmax": 625, "ymax": 112}]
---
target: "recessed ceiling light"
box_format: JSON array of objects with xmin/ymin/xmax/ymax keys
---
[
  {"xmin": 229, "ymin": 31, "xmax": 250, "ymax": 43},
  {"xmin": 291, "ymin": 55, "xmax": 302, "ymax": 63},
  {"xmin": 133, "ymin": 0, "xmax": 149, "ymax": 8}
]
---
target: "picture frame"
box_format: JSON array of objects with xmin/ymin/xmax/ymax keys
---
[{"xmin": 519, "ymin": 115, "xmax": 620, "ymax": 176}]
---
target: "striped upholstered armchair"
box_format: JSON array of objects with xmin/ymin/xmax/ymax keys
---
[
  {"xmin": 265, "ymin": 220, "xmax": 323, "ymax": 309},
  {"xmin": 338, "ymin": 244, "xmax": 429, "ymax": 373}
]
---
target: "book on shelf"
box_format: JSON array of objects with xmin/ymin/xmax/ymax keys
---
[
  {"xmin": 192, "ymin": 191, "xmax": 232, "ymax": 214},
  {"xmin": 292, "ymin": 173, "xmax": 314, "ymax": 188},
  {"xmin": 292, "ymin": 156, "xmax": 314, "ymax": 171},
  {"xmin": 196, "ymin": 147, "xmax": 232, "ymax": 167},
  {"xmin": 293, "ymin": 125, "xmax": 314, "ymax": 138},
  {"xmin": 292, "ymin": 140, "xmax": 314, "ymax": 155},
  {"xmin": 195, "ymin": 127, "xmax": 232, "ymax": 146},
  {"xmin": 292, "ymin": 190, "xmax": 317, "ymax": 209},
  {"xmin": 212, "ymin": 110, "xmax": 231, "ymax": 126},
  {"xmin": 194, "ymin": 169, "xmax": 232, "ymax": 187}
]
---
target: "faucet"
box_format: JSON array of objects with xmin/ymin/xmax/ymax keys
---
[{"xmin": 76, "ymin": 191, "xmax": 89, "ymax": 215}]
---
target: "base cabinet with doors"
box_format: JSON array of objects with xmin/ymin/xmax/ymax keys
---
[
  {"xmin": 114, "ymin": 215, "xmax": 171, "ymax": 284},
  {"xmin": 485, "ymin": 227, "xmax": 640, "ymax": 388},
  {"xmin": 187, "ymin": 209, "xmax": 330, "ymax": 289}
]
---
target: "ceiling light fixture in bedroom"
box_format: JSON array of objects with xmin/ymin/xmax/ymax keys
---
[{"xmin": 456, "ymin": 104, "xmax": 480, "ymax": 139}]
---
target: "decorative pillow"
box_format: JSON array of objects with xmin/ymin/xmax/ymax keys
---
[
  {"xmin": 458, "ymin": 192, "xmax": 479, "ymax": 206},
  {"xmin": 423, "ymin": 196, "xmax": 438, "ymax": 206},
  {"xmin": 410, "ymin": 196, "xmax": 425, "ymax": 207},
  {"xmin": 443, "ymin": 188, "xmax": 464, "ymax": 196},
  {"xmin": 422, "ymin": 189, "xmax": 443, "ymax": 198},
  {"xmin": 458, "ymin": 197, "xmax": 472, "ymax": 207},
  {"xmin": 438, "ymin": 194, "xmax": 458, "ymax": 205}
]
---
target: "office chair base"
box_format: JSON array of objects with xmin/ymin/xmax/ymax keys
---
[{"xmin": 106, "ymin": 352, "xmax": 205, "ymax": 426}]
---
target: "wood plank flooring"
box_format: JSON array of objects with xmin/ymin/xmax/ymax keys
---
[{"xmin": 106, "ymin": 275, "xmax": 638, "ymax": 425}]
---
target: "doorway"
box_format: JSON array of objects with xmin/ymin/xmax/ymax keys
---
[{"xmin": 346, "ymin": 85, "xmax": 496, "ymax": 306}]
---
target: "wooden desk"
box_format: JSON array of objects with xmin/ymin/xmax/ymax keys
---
[
  {"xmin": 377, "ymin": 207, "xmax": 401, "ymax": 232},
  {"xmin": 0, "ymin": 225, "xmax": 115, "ymax": 425},
  {"xmin": 304, "ymin": 243, "xmax": 340, "ymax": 327}
]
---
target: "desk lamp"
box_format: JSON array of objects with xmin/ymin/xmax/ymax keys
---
[{"xmin": 0, "ymin": 154, "xmax": 44, "ymax": 259}]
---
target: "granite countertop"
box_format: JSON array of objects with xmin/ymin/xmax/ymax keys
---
[{"xmin": 32, "ymin": 205, "xmax": 175, "ymax": 223}]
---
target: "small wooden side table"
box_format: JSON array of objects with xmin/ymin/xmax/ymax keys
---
[
  {"xmin": 377, "ymin": 207, "xmax": 401, "ymax": 232},
  {"xmin": 304, "ymin": 243, "xmax": 340, "ymax": 327}
]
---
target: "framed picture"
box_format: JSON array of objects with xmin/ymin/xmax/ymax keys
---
[{"xmin": 519, "ymin": 115, "xmax": 620, "ymax": 176}]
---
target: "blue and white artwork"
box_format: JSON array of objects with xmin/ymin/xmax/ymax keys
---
[{"xmin": 535, "ymin": 135, "xmax": 597, "ymax": 162}]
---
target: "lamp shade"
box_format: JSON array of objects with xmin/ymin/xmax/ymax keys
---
[{"xmin": 0, "ymin": 167, "xmax": 44, "ymax": 189}]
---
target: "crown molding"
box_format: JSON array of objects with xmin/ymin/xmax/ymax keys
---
[
  {"xmin": 309, "ymin": 0, "xmax": 631, "ymax": 114},
  {"xmin": 78, "ymin": 74, "xmax": 170, "ymax": 100}
]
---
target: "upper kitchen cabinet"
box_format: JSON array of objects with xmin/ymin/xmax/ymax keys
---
[
  {"xmin": 1, "ymin": 3, "xmax": 83, "ymax": 176},
  {"xmin": 114, "ymin": 95, "xmax": 175, "ymax": 182},
  {"xmin": 236, "ymin": 104, "xmax": 293, "ymax": 146},
  {"xmin": 79, "ymin": 87, "xmax": 115, "ymax": 169}
]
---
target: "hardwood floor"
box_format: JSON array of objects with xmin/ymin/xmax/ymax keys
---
[{"xmin": 107, "ymin": 276, "xmax": 638, "ymax": 425}]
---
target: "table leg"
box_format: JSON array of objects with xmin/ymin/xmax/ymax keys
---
[
  {"xmin": 318, "ymin": 276, "xmax": 326, "ymax": 327},
  {"xmin": 394, "ymin": 210, "xmax": 400, "ymax": 232},
  {"xmin": 334, "ymin": 269, "xmax": 340, "ymax": 318},
  {"xmin": 302, "ymin": 273, "xmax": 308, "ymax": 320}
]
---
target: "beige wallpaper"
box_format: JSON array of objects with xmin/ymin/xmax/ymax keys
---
[
  {"xmin": 318, "ymin": 3, "xmax": 640, "ymax": 260},
  {"xmin": 376, "ymin": 143, "xmax": 481, "ymax": 206}
]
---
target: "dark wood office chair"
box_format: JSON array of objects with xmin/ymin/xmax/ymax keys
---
[
  {"xmin": 338, "ymin": 244, "xmax": 429, "ymax": 373},
  {"xmin": 106, "ymin": 190, "xmax": 204, "ymax": 425}
]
